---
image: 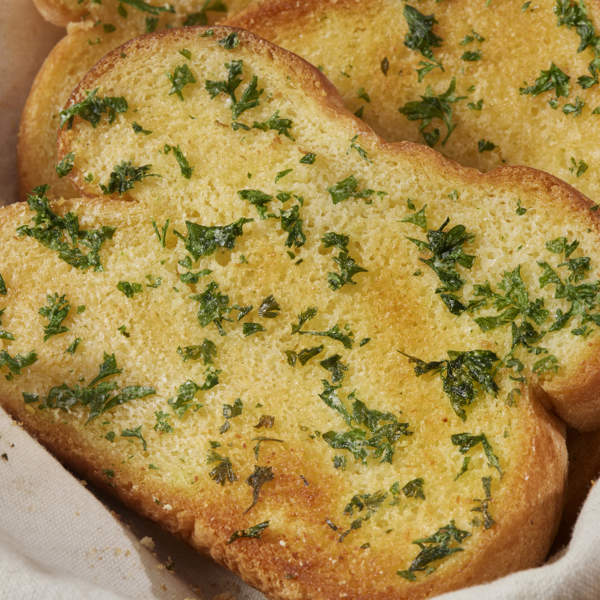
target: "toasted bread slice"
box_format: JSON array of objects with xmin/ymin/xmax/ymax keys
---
[
  {"xmin": 19, "ymin": 0, "xmax": 255, "ymax": 199},
  {"xmin": 57, "ymin": 26, "xmax": 600, "ymax": 430},
  {"xmin": 33, "ymin": 0, "xmax": 255, "ymax": 27},
  {"xmin": 0, "ymin": 188, "xmax": 566, "ymax": 598},
  {"xmin": 226, "ymin": 0, "xmax": 600, "ymax": 204}
]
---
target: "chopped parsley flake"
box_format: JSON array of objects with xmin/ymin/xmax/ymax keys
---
[
  {"xmin": 132, "ymin": 122, "xmax": 152, "ymax": 135},
  {"xmin": 0, "ymin": 350, "xmax": 37, "ymax": 378},
  {"xmin": 206, "ymin": 60, "xmax": 262, "ymax": 120},
  {"xmin": 403, "ymin": 4, "xmax": 442, "ymax": 60},
  {"xmin": 192, "ymin": 281, "xmax": 233, "ymax": 335},
  {"xmin": 477, "ymin": 139, "xmax": 496, "ymax": 152},
  {"xmin": 451, "ymin": 432, "xmax": 502, "ymax": 476},
  {"xmin": 26, "ymin": 352, "xmax": 154, "ymax": 421},
  {"xmin": 167, "ymin": 63, "xmax": 197, "ymax": 100},
  {"xmin": 252, "ymin": 111, "xmax": 294, "ymax": 139},
  {"xmin": 397, "ymin": 521, "xmax": 470, "ymax": 581},
  {"xmin": 243, "ymin": 322, "xmax": 265, "ymax": 336},
  {"xmin": 164, "ymin": 144, "xmax": 193, "ymax": 178},
  {"xmin": 258, "ymin": 295, "xmax": 280, "ymax": 318},
  {"xmin": 117, "ymin": 281, "xmax": 143, "ymax": 298},
  {"xmin": 121, "ymin": 426, "xmax": 147, "ymax": 451},
  {"xmin": 471, "ymin": 476, "xmax": 495, "ymax": 529},
  {"xmin": 402, "ymin": 350, "xmax": 499, "ymax": 420},
  {"xmin": 291, "ymin": 307, "xmax": 354, "ymax": 348},
  {"xmin": 55, "ymin": 153, "xmax": 75, "ymax": 177},
  {"xmin": 461, "ymin": 50, "xmax": 482, "ymax": 61},
  {"xmin": 399, "ymin": 78, "xmax": 466, "ymax": 146},
  {"xmin": 562, "ymin": 96, "xmax": 585, "ymax": 116},
  {"xmin": 168, "ymin": 380, "xmax": 203, "ymax": 418},
  {"xmin": 17, "ymin": 186, "xmax": 115, "ymax": 271},
  {"xmin": 218, "ymin": 32, "xmax": 240, "ymax": 49},
  {"xmin": 245, "ymin": 465, "xmax": 274, "ymax": 512},
  {"xmin": 406, "ymin": 216, "xmax": 475, "ymax": 313},
  {"xmin": 300, "ymin": 152, "xmax": 316, "ymax": 164},
  {"xmin": 569, "ymin": 157, "xmax": 588, "ymax": 177},
  {"xmin": 59, "ymin": 89, "xmax": 127, "ymax": 129},
  {"xmin": 175, "ymin": 218, "xmax": 252, "ymax": 259},
  {"xmin": 520, "ymin": 63, "xmax": 570, "ymax": 97},
  {"xmin": 177, "ymin": 339, "xmax": 216, "ymax": 364},
  {"xmin": 100, "ymin": 161, "xmax": 156, "ymax": 195},
  {"xmin": 319, "ymin": 354, "xmax": 348, "ymax": 383},
  {"xmin": 207, "ymin": 450, "xmax": 237, "ymax": 485},
  {"xmin": 227, "ymin": 521, "xmax": 269, "ymax": 543},
  {"xmin": 322, "ymin": 387, "xmax": 411, "ymax": 464},
  {"xmin": 327, "ymin": 175, "xmax": 380, "ymax": 204},
  {"xmin": 39, "ymin": 293, "xmax": 70, "ymax": 341}
]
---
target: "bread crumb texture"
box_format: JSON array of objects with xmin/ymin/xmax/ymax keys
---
[{"xmin": 7, "ymin": 26, "xmax": 599, "ymax": 600}]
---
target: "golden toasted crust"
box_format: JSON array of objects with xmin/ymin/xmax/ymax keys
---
[
  {"xmin": 226, "ymin": 0, "xmax": 600, "ymax": 203},
  {"xmin": 19, "ymin": 0, "xmax": 256, "ymax": 199}
]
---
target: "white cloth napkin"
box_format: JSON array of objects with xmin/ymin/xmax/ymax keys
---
[{"xmin": 1, "ymin": 1, "xmax": 599, "ymax": 598}]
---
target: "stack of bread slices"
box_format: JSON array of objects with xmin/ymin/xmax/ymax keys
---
[{"xmin": 3, "ymin": 1, "xmax": 600, "ymax": 598}]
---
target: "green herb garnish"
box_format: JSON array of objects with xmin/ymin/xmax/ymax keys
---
[
  {"xmin": 59, "ymin": 89, "xmax": 127, "ymax": 129},
  {"xmin": 177, "ymin": 339, "xmax": 216, "ymax": 364},
  {"xmin": 154, "ymin": 410, "xmax": 173, "ymax": 433},
  {"xmin": 397, "ymin": 521, "xmax": 470, "ymax": 581},
  {"xmin": 227, "ymin": 521, "xmax": 269, "ymax": 543},
  {"xmin": 399, "ymin": 78, "xmax": 466, "ymax": 146},
  {"xmin": 403, "ymin": 4, "xmax": 442, "ymax": 60},
  {"xmin": 168, "ymin": 380, "xmax": 203, "ymax": 418},
  {"xmin": 451, "ymin": 432, "xmax": 502, "ymax": 476},
  {"xmin": 0, "ymin": 350, "xmax": 37, "ymax": 378},
  {"xmin": 55, "ymin": 153, "xmax": 75, "ymax": 177},
  {"xmin": 245, "ymin": 465, "xmax": 274, "ymax": 512},
  {"xmin": 168, "ymin": 63, "xmax": 197, "ymax": 100},
  {"xmin": 17, "ymin": 185, "xmax": 115, "ymax": 271},
  {"xmin": 174, "ymin": 218, "xmax": 252, "ymax": 259},
  {"xmin": 207, "ymin": 449, "xmax": 237, "ymax": 485},
  {"xmin": 252, "ymin": 111, "xmax": 294, "ymax": 139},
  {"xmin": 39, "ymin": 293, "xmax": 70, "ymax": 341},
  {"xmin": 164, "ymin": 144, "xmax": 193, "ymax": 178},
  {"xmin": 121, "ymin": 425, "xmax": 147, "ymax": 451},
  {"xmin": 206, "ymin": 60, "xmax": 262, "ymax": 119},
  {"xmin": 100, "ymin": 161, "xmax": 156, "ymax": 195},
  {"xmin": 520, "ymin": 63, "xmax": 570, "ymax": 97},
  {"xmin": 402, "ymin": 350, "xmax": 499, "ymax": 420},
  {"xmin": 471, "ymin": 476, "xmax": 495, "ymax": 529},
  {"xmin": 258, "ymin": 295, "xmax": 280, "ymax": 318},
  {"xmin": 117, "ymin": 281, "xmax": 143, "ymax": 298},
  {"xmin": 243, "ymin": 322, "xmax": 265, "ymax": 336}
]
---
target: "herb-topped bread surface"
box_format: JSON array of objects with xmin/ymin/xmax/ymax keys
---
[
  {"xmin": 57, "ymin": 27, "xmax": 600, "ymax": 430},
  {"xmin": 226, "ymin": 0, "xmax": 600, "ymax": 202},
  {"xmin": 5, "ymin": 24, "xmax": 600, "ymax": 600},
  {"xmin": 19, "ymin": 0, "xmax": 255, "ymax": 199},
  {"xmin": 33, "ymin": 0, "xmax": 255, "ymax": 27}
]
